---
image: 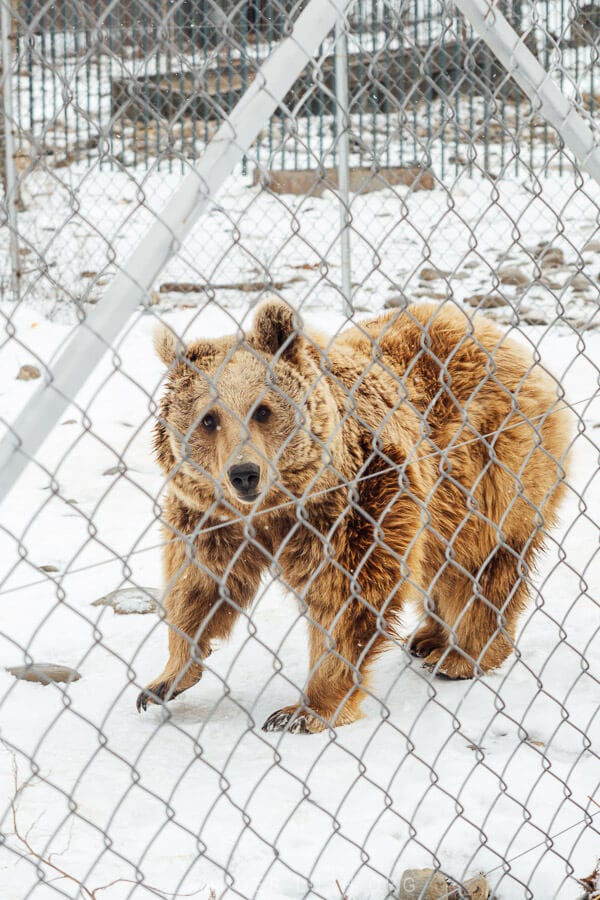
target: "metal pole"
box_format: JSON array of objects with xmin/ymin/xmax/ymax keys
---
[
  {"xmin": 0, "ymin": 0, "xmax": 357, "ymax": 502},
  {"xmin": 335, "ymin": 11, "xmax": 352, "ymax": 317},
  {"xmin": 0, "ymin": 0, "xmax": 20, "ymax": 301},
  {"xmin": 454, "ymin": 0, "xmax": 600, "ymax": 186}
]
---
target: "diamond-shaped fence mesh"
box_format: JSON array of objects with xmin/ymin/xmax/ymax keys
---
[{"xmin": 0, "ymin": 1, "xmax": 599, "ymax": 898}]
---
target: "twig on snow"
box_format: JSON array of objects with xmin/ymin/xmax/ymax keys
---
[
  {"xmin": 336, "ymin": 878, "xmax": 350, "ymax": 899},
  {"xmin": 3, "ymin": 745, "xmax": 213, "ymax": 899}
]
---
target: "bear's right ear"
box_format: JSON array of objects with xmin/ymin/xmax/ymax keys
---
[
  {"xmin": 251, "ymin": 299, "xmax": 302, "ymax": 360},
  {"xmin": 153, "ymin": 324, "xmax": 182, "ymax": 366}
]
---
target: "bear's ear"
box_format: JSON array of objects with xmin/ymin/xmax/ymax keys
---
[
  {"xmin": 251, "ymin": 299, "xmax": 302, "ymax": 359},
  {"xmin": 153, "ymin": 324, "xmax": 182, "ymax": 366}
]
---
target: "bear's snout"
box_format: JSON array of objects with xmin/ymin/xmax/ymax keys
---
[{"xmin": 228, "ymin": 462, "xmax": 260, "ymax": 501}]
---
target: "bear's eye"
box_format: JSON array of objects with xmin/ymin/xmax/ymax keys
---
[
  {"xmin": 253, "ymin": 405, "xmax": 271, "ymax": 424},
  {"xmin": 201, "ymin": 412, "xmax": 219, "ymax": 432}
]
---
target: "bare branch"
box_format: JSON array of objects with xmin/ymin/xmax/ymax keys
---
[{"xmin": 8, "ymin": 754, "xmax": 94, "ymax": 899}]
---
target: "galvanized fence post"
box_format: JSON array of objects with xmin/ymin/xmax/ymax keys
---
[
  {"xmin": 335, "ymin": 10, "xmax": 352, "ymax": 317},
  {"xmin": 0, "ymin": 0, "xmax": 20, "ymax": 301}
]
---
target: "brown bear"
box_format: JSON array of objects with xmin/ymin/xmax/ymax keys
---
[{"xmin": 136, "ymin": 299, "xmax": 571, "ymax": 733}]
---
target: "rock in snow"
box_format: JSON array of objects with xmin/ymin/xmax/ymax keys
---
[
  {"xmin": 398, "ymin": 869, "xmax": 448, "ymax": 898},
  {"xmin": 398, "ymin": 869, "xmax": 489, "ymax": 899},
  {"xmin": 92, "ymin": 586, "xmax": 160, "ymax": 615},
  {"xmin": 7, "ymin": 663, "xmax": 81, "ymax": 685},
  {"xmin": 464, "ymin": 292, "xmax": 508, "ymax": 308},
  {"xmin": 498, "ymin": 266, "xmax": 529, "ymax": 286},
  {"xmin": 16, "ymin": 364, "xmax": 41, "ymax": 381}
]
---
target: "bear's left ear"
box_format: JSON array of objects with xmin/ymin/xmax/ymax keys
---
[
  {"xmin": 251, "ymin": 299, "xmax": 302, "ymax": 360},
  {"xmin": 153, "ymin": 324, "xmax": 182, "ymax": 366}
]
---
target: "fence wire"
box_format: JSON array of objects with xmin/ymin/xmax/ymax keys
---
[{"xmin": 0, "ymin": 1, "xmax": 599, "ymax": 899}]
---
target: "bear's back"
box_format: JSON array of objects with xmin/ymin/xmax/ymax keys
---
[{"xmin": 324, "ymin": 302, "xmax": 560, "ymax": 452}]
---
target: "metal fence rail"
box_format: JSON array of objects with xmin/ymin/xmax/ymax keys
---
[{"xmin": 0, "ymin": 1, "xmax": 600, "ymax": 899}]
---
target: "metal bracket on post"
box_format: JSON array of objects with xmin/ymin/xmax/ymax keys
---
[
  {"xmin": 335, "ymin": 11, "xmax": 352, "ymax": 318},
  {"xmin": 454, "ymin": 0, "xmax": 600, "ymax": 185},
  {"xmin": 1, "ymin": 0, "xmax": 20, "ymax": 302}
]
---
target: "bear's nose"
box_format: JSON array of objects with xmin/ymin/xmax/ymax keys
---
[{"xmin": 228, "ymin": 463, "xmax": 260, "ymax": 497}]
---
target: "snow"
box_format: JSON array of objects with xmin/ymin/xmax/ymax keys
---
[{"xmin": 0, "ymin": 160, "xmax": 599, "ymax": 899}]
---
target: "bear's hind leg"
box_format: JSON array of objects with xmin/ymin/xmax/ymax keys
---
[{"xmin": 421, "ymin": 545, "xmax": 532, "ymax": 680}]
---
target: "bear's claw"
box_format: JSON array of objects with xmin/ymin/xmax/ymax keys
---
[
  {"xmin": 262, "ymin": 709, "xmax": 313, "ymax": 734},
  {"xmin": 136, "ymin": 681, "xmax": 178, "ymax": 713},
  {"xmin": 422, "ymin": 663, "xmax": 468, "ymax": 680},
  {"xmin": 422, "ymin": 658, "xmax": 475, "ymax": 680}
]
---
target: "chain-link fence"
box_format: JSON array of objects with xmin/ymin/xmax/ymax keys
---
[
  {"xmin": 1, "ymin": 1, "xmax": 599, "ymax": 898},
  {"xmin": 9, "ymin": 0, "xmax": 600, "ymax": 173}
]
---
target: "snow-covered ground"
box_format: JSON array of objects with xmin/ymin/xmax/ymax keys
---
[{"xmin": 0, "ymin": 154, "xmax": 600, "ymax": 900}]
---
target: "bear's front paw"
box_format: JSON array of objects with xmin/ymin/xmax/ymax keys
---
[
  {"xmin": 262, "ymin": 705, "xmax": 328, "ymax": 735},
  {"xmin": 422, "ymin": 648, "xmax": 478, "ymax": 680},
  {"xmin": 136, "ymin": 680, "xmax": 180, "ymax": 713}
]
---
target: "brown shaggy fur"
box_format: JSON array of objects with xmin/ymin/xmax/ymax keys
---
[{"xmin": 137, "ymin": 300, "xmax": 571, "ymax": 733}]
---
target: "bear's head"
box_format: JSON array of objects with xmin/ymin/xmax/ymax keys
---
[{"xmin": 153, "ymin": 299, "xmax": 342, "ymax": 514}]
